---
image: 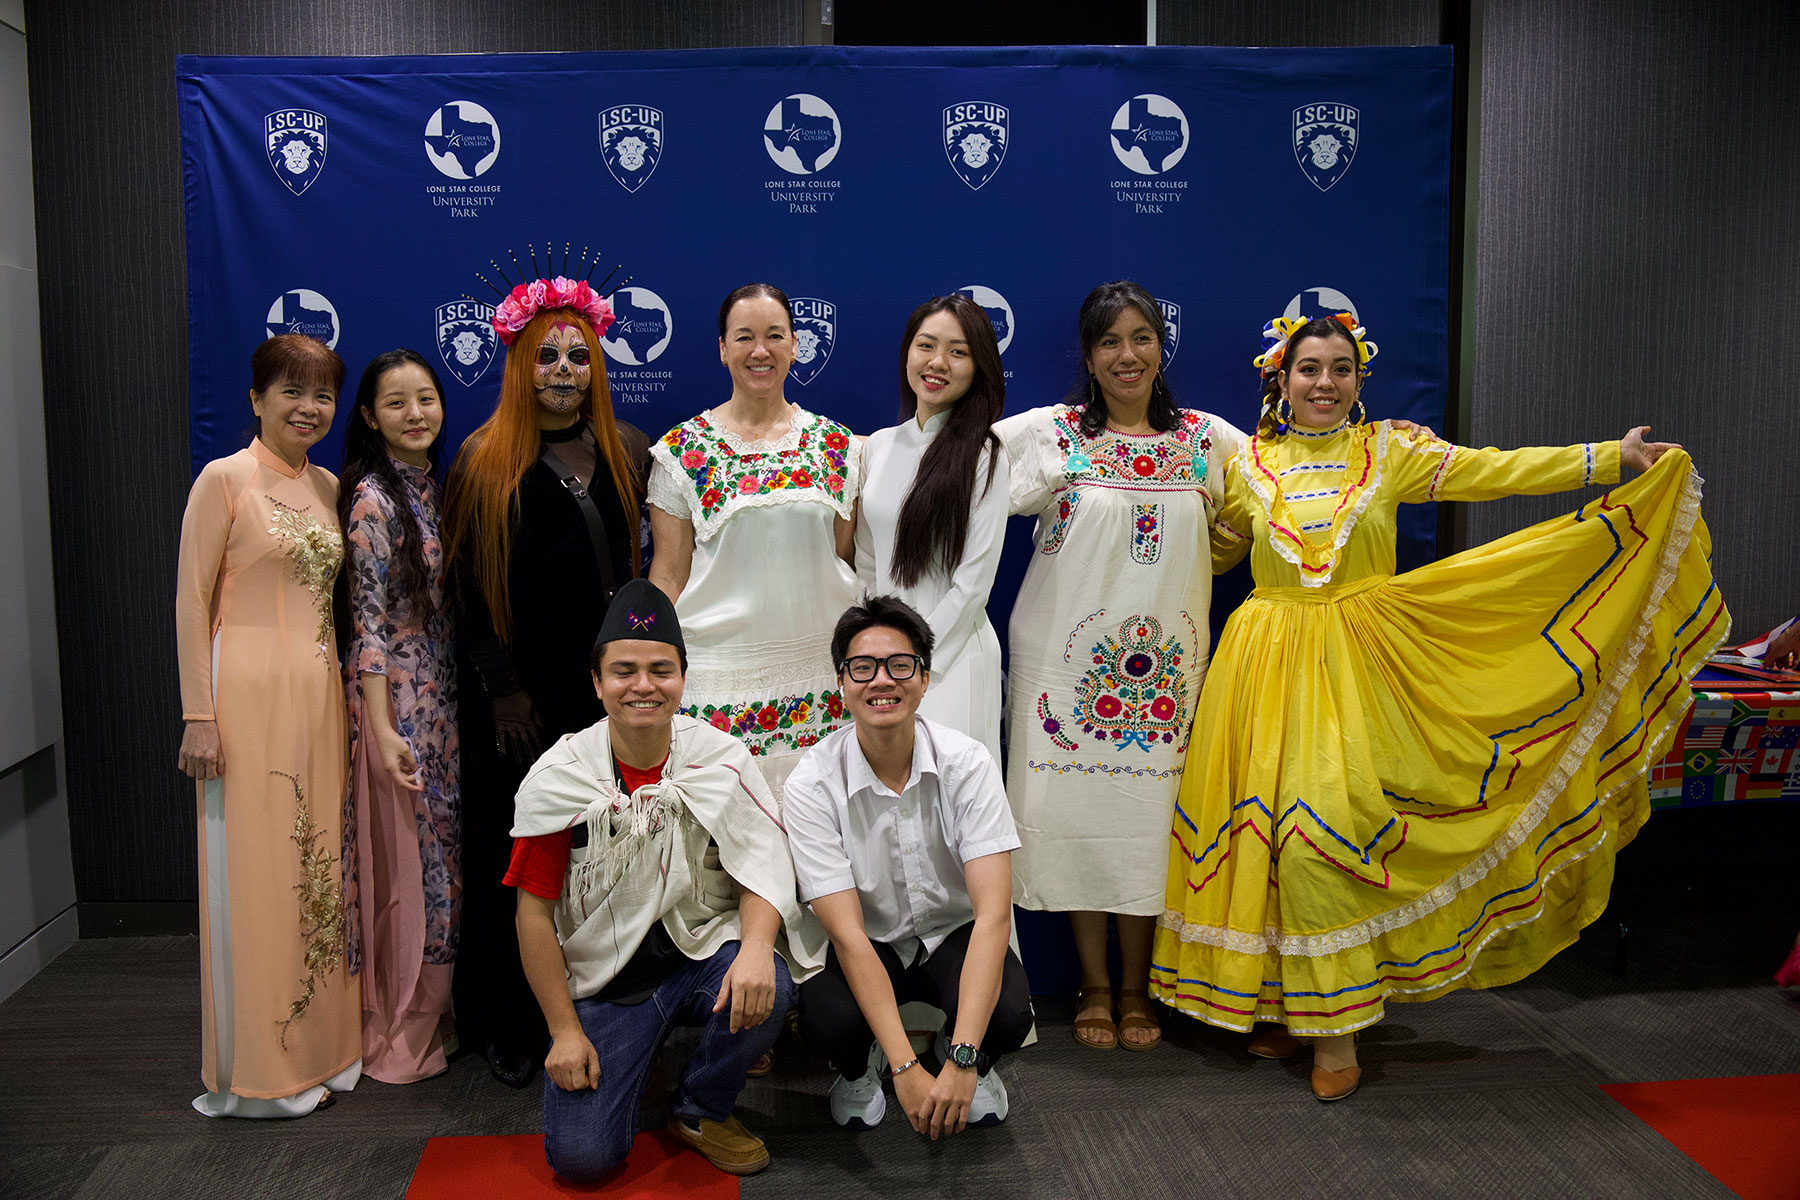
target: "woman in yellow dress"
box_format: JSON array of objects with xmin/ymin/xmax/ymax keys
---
[{"xmin": 1152, "ymin": 314, "xmax": 1727, "ymax": 1100}]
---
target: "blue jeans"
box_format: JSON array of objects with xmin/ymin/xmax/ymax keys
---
[{"xmin": 542, "ymin": 942, "xmax": 794, "ymax": 1182}]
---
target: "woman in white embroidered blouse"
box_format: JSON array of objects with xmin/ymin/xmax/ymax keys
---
[
  {"xmin": 647, "ymin": 283, "xmax": 861, "ymax": 797},
  {"xmin": 996, "ymin": 281, "xmax": 1247, "ymax": 1053},
  {"xmin": 854, "ymin": 294, "xmax": 1010, "ymax": 763}
]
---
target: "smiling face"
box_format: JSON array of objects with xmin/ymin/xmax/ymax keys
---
[
  {"xmin": 593, "ymin": 639, "xmax": 685, "ymax": 735},
  {"xmin": 905, "ymin": 309, "xmax": 977, "ymax": 421},
  {"xmin": 251, "ymin": 375, "xmax": 337, "ymax": 469},
  {"xmin": 1085, "ymin": 305, "xmax": 1162, "ymax": 413},
  {"xmin": 839, "ymin": 624, "xmax": 929, "ymax": 734},
  {"xmin": 718, "ymin": 294, "xmax": 795, "ymax": 401},
  {"xmin": 362, "ymin": 362, "xmax": 443, "ymax": 468},
  {"xmin": 533, "ymin": 321, "xmax": 592, "ymax": 427},
  {"xmin": 1279, "ymin": 333, "xmax": 1361, "ymax": 430}
]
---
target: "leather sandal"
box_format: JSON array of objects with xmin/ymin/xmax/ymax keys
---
[
  {"xmin": 1072, "ymin": 986, "xmax": 1117, "ymax": 1050},
  {"xmin": 1116, "ymin": 988, "xmax": 1162, "ymax": 1052}
]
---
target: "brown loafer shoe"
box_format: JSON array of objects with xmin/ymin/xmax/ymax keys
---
[
  {"xmin": 1247, "ymin": 1026, "xmax": 1303, "ymax": 1060},
  {"xmin": 1310, "ymin": 1064, "xmax": 1362, "ymax": 1102},
  {"xmin": 666, "ymin": 1114, "xmax": 771, "ymax": 1175},
  {"xmin": 746, "ymin": 1049, "xmax": 774, "ymax": 1078}
]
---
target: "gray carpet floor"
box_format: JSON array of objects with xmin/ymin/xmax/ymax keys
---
[{"xmin": 4, "ymin": 895, "xmax": 1797, "ymax": 1200}]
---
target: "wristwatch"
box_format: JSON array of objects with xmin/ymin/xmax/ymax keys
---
[{"xmin": 946, "ymin": 1041, "xmax": 980, "ymax": 1070}]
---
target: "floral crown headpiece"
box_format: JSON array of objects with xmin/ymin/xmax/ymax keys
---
[
  {"xmin": 471, "ymin": 244, "xmax": 632, "ymax": 347},
  {"xmin": 1252, "ymin": 312, "xmax": 1379, "ymax": 379}
]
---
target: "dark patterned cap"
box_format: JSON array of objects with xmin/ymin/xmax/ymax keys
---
[{"xmin": 594, "ymin": 578, "xmax": 684, "ymax": 659}]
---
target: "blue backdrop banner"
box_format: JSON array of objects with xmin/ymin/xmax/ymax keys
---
[
  {"xmin": 180, "ymin": 44, "xmax": 1453, "ymax": 993},
  {"xmin": 180, "ymin": 42, "xmax": 1451, "ymax": 615},
  {"xmin": 179, "ymin": 46, "xmax": 1452, "ymax": 515}
]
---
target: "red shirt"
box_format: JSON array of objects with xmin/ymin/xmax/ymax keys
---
[{"xmin": 503, "ymin": 755, "xmax": 668, "ymax": 899}]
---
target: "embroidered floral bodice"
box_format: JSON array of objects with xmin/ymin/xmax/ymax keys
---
[{"xmin": 648, "ymin": 407, "xmax": 858, "ymax": 543}]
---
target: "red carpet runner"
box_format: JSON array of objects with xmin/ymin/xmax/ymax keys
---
[
  {"xmin": 405, "ymin": 1131, "xmax": 739, "ymax": 1199},
  {"xmin": 1602, "ymin": 1074, "xmax": 1800, "ymax": 1200}
]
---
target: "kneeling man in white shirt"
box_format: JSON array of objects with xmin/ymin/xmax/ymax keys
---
[{"xmin": 783, "ymin": 595, "xmax": 1033, "ymax": 1139}]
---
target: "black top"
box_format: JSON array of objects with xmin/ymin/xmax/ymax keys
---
[{"xmin": 459, "ymin": 420, "xmax": 650, "ymax": 738}]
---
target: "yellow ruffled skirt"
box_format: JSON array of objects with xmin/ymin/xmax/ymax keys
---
[{"xmin": 1152, "ymin": 452, "xmax": 1728, "ymax": 1035}]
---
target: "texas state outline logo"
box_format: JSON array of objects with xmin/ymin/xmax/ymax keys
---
[
  {"xmin": 1109, "ymin": 94, "xmax": 1188, "ymax": 176},
  {"xmin": 763, "ymin": 94, "xmax": 841, "ymax": 176}
]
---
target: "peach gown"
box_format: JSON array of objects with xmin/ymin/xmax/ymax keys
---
[{"xmin": 177, "ymin": 438, "xmax": 361, "ymax": 1111}]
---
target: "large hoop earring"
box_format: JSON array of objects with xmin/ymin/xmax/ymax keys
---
[
  {"xmin": 1352, "ymin": 397, "xmax": 1367, "ymax": 426},
  {"xmin": 1276, "ymin": 394, "xmax": 1294, "ymax": 430}
]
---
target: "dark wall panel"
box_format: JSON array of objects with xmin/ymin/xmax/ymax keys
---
[
  {"xmin": 27, "ymin": 0, "xmax": 803, "ymax": 904},
  {"xmin": 1157, "ymin": 0, "xmax": 1440, "ymax": 46},
  {"xmin": 1469, "ymin": 0, "xmax": 1797, "ymax": 636}
]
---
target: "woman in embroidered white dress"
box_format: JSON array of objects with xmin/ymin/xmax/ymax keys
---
[
  {"xmin": 996, "ymin": 281, "xmax": 1246, "ymax": 1052},
  {"xmin": 647, "ymin": 283, "xmax": 860, "ymax": 797},
  {"xmin": 855, "ymin": 294, "xmax": 1009, "ymax": 762}
]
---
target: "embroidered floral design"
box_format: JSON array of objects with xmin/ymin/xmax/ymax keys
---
[
  {"xmin": 1041, "ymin": 491, "xmax": 1082, "ymax": 555},
  {"xmin": 685, "ymin": 688, "xmax": 849, "ymax": 757},
  {"xmin": 268, "ymin": 498, "xmax": 344, "ymax": 657},
  {"xmin": 1131, "ymin": 503, "xmax": 1164, "ymax": 564},
  {"xmin": 659, "ymin": 413, "xmax": 854, "ymax": 527},
  {"xmin": 1066, "ymin": 614, "xmax": 1190, "ymax": 752},
  {"xmin": 1027, "ymin": 759, "xmax": 1183, "ymax": 780},
  {"xmin": 1050, "ymin": 408, "xmax": 1212, "ymax": 487},
  {"xmin": 1037, "ymin": 692, "xmax": 1080, "ymax": 751},
  {"xmin": 274, "ymin": 769, "xmax": 346, "ymax": 1050}
]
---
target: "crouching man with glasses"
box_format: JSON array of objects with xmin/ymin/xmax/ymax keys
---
[{"xmin": 783, "ymin": 595, "xmax": 1034, "ymax": 1138}]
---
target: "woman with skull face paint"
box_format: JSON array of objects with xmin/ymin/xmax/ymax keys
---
[
  {"xmin": 442, "ymin": 284, "xmax": 651, "ymax": 1087},
  {"xmin": 647, "ymin": 283, "xmax": 860, "ymax": 798},
  {"xmin": 1152, "ymin": 314, "xmax": 1724, "ymax": 1101},
  {"xmin": 175, "ymin": 334, "xmax": 362, "ymax": 1116}
]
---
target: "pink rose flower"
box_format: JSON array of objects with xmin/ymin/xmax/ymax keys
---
[
  {"xmin": 681, "ymin": 448, "xmax": 705, "ymax": 469},
  {"xmin": 738, "ymin": 475, "xmax": 761, "ymax": 495}
]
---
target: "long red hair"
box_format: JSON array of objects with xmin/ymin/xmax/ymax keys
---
[{"xmin": 442, "ymin": 308, "xmax": 641, "ymax": 641}]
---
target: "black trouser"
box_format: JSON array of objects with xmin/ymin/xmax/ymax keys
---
[{"xmin": 798, "ymin": 920, "xmax": 1034, "ymax": 1077}]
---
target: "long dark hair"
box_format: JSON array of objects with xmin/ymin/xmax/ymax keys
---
[
  {"xmin": 1256, "ymin": 316, "xmax": 1361, "ymax": 439},
  {"xmin": 1064, "ymin": 280, "xmax": 1180, "ymax": 437},
  {"xmin": 889, "ymin": 295, "xmax": 1005, "ymax": 590},
  {"xmin": 338, "ymin": 349, "xmax": 447, "ymax": 625}
]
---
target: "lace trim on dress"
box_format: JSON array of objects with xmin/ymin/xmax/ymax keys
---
[
  {"xmin": 1239, "ymin": 423, "xmax": 1388, "ymax": 589},
  {"xmin": 1158, "ymin": 463, "xmax": 1718, "ymax": 958}
]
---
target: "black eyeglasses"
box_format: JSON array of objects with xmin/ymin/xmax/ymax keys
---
[{"xmin": 839, "ymin": 653, "xmax": 924, "ymax": 682}]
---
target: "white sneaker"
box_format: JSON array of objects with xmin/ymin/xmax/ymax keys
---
[
  {"xmin": 969, "ymin": 1067, "xmax": 1009, "ymax": 1126},
  {"xmin": 829, "ymin": 1043, "xmax": 887, "ymax": 1130}
]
